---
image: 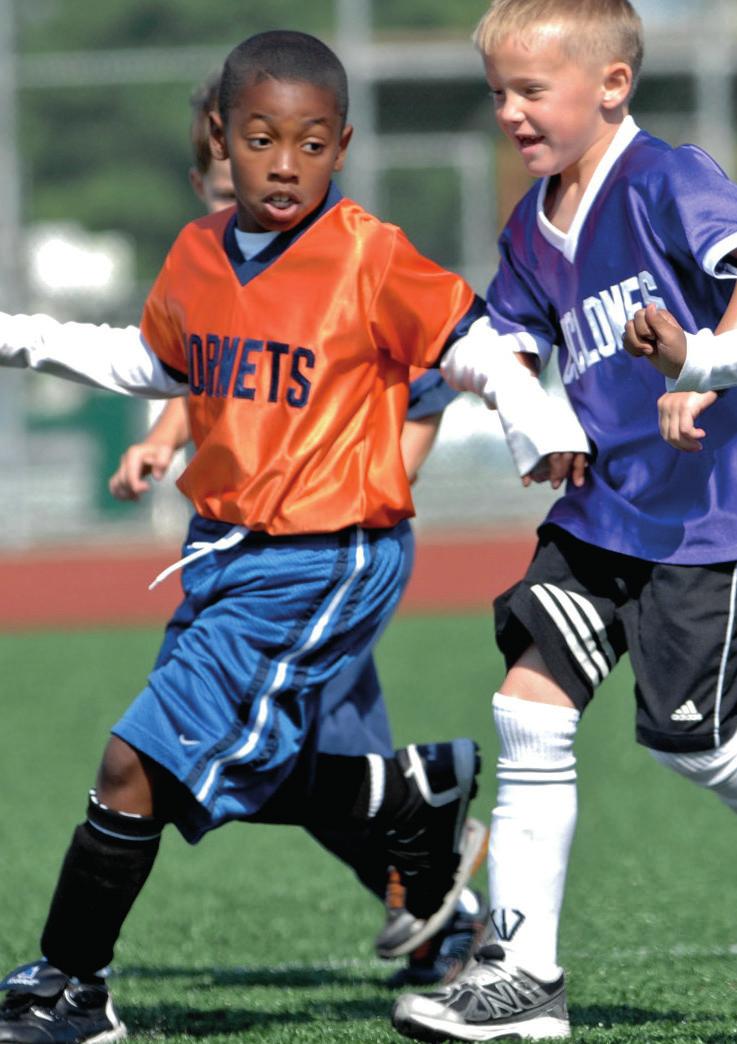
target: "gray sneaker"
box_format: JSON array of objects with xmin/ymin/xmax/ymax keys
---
[{"xmin": 392, "ymin": 943, "xmax": 570, "ymax": 1041}]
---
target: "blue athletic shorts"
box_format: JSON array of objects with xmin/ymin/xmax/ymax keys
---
[
  {"xmin": 315, "ymin": 651, "xmax": 393, "ymax": 757},
  {"xmin": 113, "ymin": 515, "xmax": 413, "ymax": 842}
]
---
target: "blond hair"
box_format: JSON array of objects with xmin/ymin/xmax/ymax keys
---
[{"xmin": 473, "ymin": 0, "xmax": 643, "ymax": 87}]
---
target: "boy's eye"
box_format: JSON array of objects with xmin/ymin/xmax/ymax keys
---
[
  {"xmin": 247, "ymin": 135, "xmax": 271, "ymax": 149},
  {"xmin": 490, "ymin": 89, "xmax": 505, "ymax": 106},
  {"xmin": 302, "ymin": 140, "xmax": 325, "ymax": 154}
]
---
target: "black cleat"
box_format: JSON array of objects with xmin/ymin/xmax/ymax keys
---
[
  {"xmin": 0, "ymin": 960, "xmax": 126, "ymax": 1044},
  {"xmin": 387, "ymin": 888, "xmax": 489, "ymax": 988},
  {"xmin": 392, "ymin": 943, "xmax": 570, "ymax": 1041},
  {"xmin": 376, "ymin": 740, "xmax": 483, "ymax": 957}
]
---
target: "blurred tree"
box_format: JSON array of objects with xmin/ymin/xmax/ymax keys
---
[
  {"xmin": 374, "ymin": 0, "xmax": 485, "ymax": 32},
  {"xmin": 18, "ymin": 0, "xmax": 335, "ymax": 50}
]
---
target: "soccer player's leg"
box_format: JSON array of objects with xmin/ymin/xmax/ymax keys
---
[
  {"xmin": 309, "ymin": 651, "xmax": 488, "ymax": 967},
  {"xmin": 631, "ymin": 559, "xmax": 737, "ymax": 811},
  {"xmin": 393, "ymin": 525, "xmax": 627, "ymax": 1042},
  {"xmin": 306, "ymin": 736, "xmax": 483, "ymax": 940},
  {"xmin": 306, "ymin": 654, "xmax": 397, "ymax": 897},
  {"xmin": 0, "ymin": 740, "xmax": 170, "ymax": 1043}
]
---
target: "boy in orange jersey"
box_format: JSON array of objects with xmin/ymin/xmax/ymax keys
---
[
  {"xmin": 0, "ymin": 30, "xmax": 587, "ymax": 1042},
  {"xmin": 109, "ymin": 70, "xmax": 489, "ymax": 989}
]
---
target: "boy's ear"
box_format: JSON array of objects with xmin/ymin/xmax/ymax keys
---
[
  {"xmin": 209, "ymin": 111, "xmax": 228, "ymax": 161},
  {"xmin": 601, "ymin": 62, "xmax": 632, "ymax": 110},
  {"xmin": 189, "ymin": 167, "xmax": 206, "ymax": 203},
  {"xmin": 332, "ymin": 123, "xmax": 354, "ymax": 174}
]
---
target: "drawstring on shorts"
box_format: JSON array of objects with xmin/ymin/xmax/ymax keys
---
[{"xmin": 148, "ymin": 525, "xmax": 249, "ymax": 590}]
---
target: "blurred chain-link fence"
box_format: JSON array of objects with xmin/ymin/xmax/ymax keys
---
[{"xmin": 0, "ymin": 0, "xmax": 734, "ymax": 548}]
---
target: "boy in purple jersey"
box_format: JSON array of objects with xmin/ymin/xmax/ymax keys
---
[{"xmin": 395, "ymin": 1, "xmax": 737, "ymax": 1041}]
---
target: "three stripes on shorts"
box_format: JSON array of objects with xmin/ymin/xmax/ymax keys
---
[{"xmin": 531, "ymin": 583, "xmax": 616, "ymax": 687}]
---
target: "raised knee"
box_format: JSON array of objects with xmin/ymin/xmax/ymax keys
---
[
  {"xmin": 96, "ymin": 736, "xmax": 154, "ymax": 814},
  {"xmin": 493, "ymin": 692, "xmax": 580, "ymax": 783}
]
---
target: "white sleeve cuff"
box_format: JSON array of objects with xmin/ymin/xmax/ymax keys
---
[
  {"xmin": 0, "ymin": 311, "xmax": 186, "ymax": 398},
  {"xmin": 672, "ymin": 327, "xmax": 737, "ymax": 393},
  {"xmin": 440, "ymin": 316, "xmax": 541, "ymax": 408},
  {"xmin": 441, "ymin": 316, "xmax": 589, "ymax": 476},
  {"xmin": 495, "ymin": 373, "xmax": 590, "ymax": 477}
]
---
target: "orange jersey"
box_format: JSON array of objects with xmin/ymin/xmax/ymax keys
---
[{"xmin": 141, "ymin": 190, "xmax": 478, "ymax": 535}]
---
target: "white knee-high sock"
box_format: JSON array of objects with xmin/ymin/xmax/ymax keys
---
[{"xmin": 488, "ymin": 691, "xmax": 580, "ymax": 981}]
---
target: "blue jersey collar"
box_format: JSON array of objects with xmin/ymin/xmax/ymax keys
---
[{"xmin": 224, "ymin": 182, "xmax": 343, "ymax": 286}]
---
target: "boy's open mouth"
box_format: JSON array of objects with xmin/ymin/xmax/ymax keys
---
[
  {"xmin": 516, "ymin": 134, "xmax": 544, "ymax": 150},
  {"xmin": 263, "ymin": 193, "xmax": 300, "ymax": 220}
]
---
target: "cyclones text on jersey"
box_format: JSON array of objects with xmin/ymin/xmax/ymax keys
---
[{"xmin": 560, "ymin": 269, "xmax": 665, "ymax": 384}]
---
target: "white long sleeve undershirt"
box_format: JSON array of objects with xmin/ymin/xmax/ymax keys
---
[
  {"xmin": 0, "ymin": 311, "xmax": 186, "ymax": 398},
  {"xmin": 0, "ymin": 308, "xmax": 592, "ymax": 479}
]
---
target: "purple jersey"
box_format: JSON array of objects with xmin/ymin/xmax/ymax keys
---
[{"xmin": 487, "ymin": 117, "xmax": 737, "ymax": 564}]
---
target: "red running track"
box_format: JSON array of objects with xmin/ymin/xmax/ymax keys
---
[{"xmin": 0, "ymin": 529, "xmax": 537, "ymax": 630}]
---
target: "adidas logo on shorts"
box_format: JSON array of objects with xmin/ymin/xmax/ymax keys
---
[{"xmin": 670, "ymin": 700, "xmax": 703, "ymax": 723}]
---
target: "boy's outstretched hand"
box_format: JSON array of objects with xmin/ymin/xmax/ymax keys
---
[
  {"xmin": 523, "ymin": 451, "xmax": 588, "ymax": 490},
  {"xmin": 657, "ymin": 390, "xmax": 718, "ymax": 452},
  {"xmin": 109, "ymin": 442, "xmax": 176, "ymax": 501},
  {"xmin": 624, "ymin": 303, "xmax": 687, "ymax": 378}
]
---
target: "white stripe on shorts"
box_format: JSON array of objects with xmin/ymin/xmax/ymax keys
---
[
  {"xmin": 563, "ymin": 588, "xmax": 616, "ymax": 674},
  {"xmin": 714, "ymin": 563, "xmax": 737, "ymax": 747},
  {"xmin": 531, "ymin": 582, "xmax": 608, "ymax": 687},
  {"xmin": 195, "ymin": 530, "xmax": 368, "ymax": 804}
]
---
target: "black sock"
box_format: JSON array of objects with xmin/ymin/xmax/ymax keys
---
[
  {"xmin": 41, "ymin": 793, "xmax": 162, "ymax": 980},
  {"xmin": 309, "ymin": 753, "xmax": 409, "ymax": 824}
]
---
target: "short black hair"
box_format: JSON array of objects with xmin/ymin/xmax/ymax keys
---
[{"xmin": 219, "ymin": 30, "xmax": 349, "ymax": 127}]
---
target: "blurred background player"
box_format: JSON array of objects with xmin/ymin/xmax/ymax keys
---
[{"xmin": 107, "ymin": 70, "xmax": 490, "ymax": 988}]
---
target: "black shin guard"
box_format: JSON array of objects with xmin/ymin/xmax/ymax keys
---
[
  {"xmin": 309, "ymin": 753, "xmax": 408, "ymax": 822},
  {"xmin": 41, "ymin": 792, "xmax": 163, "ymax": 980}
]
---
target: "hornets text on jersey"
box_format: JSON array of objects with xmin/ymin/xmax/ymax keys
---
[{"xmin": 141, "ymin": 185, "xmax": 480, "ymax": 535}]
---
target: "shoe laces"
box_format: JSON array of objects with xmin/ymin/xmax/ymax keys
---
[
  {"xmin": 0, "ymin": 986, "xmax": 69, "ymax": 1019},
  {"xmin": 0, "ymin": 991, "xmax": 37, "ymax": 1018},
  {"xmin": 458, "ymin": 943, "xmax": 516, "ymax": 986}
]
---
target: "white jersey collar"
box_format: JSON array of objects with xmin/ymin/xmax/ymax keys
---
[{"xmin": 536, "ymin": 115, "xmax": 640, "ymax": 263}]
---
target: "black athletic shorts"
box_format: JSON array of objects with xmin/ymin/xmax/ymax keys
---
[{"xmin": 494, "ymin": 524, "xmax": 737, "ymax": 753}]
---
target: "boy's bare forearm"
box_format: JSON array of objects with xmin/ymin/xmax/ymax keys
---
[
  {"xmin": 145, "ymin": 398, "xmax": 190, "ymax": 449},
  {"xmin": 400, "ymin": 414, "xmax": 442, "ymax": 484},
  {"xmin": 0, "ymin": 311, "xmax": 186, "ymax": 399}
]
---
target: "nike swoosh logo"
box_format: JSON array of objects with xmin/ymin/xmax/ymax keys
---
[{"xmin": 179, "ymin": 735, "xmax": 200, "ymax": 747}]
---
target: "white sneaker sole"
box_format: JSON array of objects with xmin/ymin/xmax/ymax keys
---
[
  {"xmin": 393, "ymin": 1000, "xmax": 570, "ymax": 1041},
  {"xmin": 377, "ymin": 816, "xmax": 489, "ymax": 959}
]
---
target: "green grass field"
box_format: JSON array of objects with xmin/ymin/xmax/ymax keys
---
[{"xmin": 2, "ymin": 613, "xmax": 737, "ymax": 1042}]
